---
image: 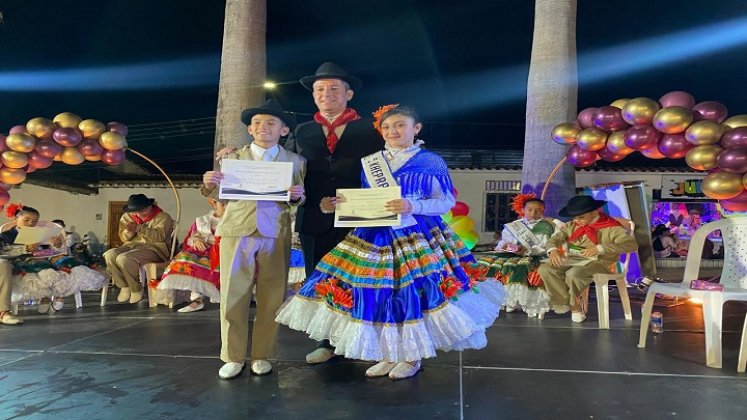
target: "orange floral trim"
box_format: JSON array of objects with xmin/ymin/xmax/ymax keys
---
[
  {"xmin": 510, "ymin": 193, "xmax": 537, "ymax": 218},
  {"xmin": 371, "ymin": 104, "xmax": 399, "ymax": 134},
  {"xmin": 527, "ymin": 270, "xmax": 544, "ymax": 287},
  {"xmin": 148, "ymin": 278, "xmax": 161, "ymax": 289},
  {"xmin": 439, "ymin": 275, "xmax": 463, "ymax": 300},
  {"xmin": 315, "ymin": 277, "xmax": 354, "ymax": 310}
]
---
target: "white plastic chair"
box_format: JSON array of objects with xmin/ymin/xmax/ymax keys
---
[
  {"xmin": 3, "ymin": 221, "xmax": 83, "ymax": 313},
  {"xmin": 638, "ymin": 217, "xmax": 747, "ymax": 370},
  {"xmin": 580, "ymin": 220, "xmax": 635, "ymax": 329},
  {"xmin": 739, "ymin": 316, "xmax": 747, "ymax": 373}
]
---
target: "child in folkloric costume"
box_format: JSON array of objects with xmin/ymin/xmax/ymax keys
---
[{"xmin": 157, "ymin": 198, "xmax": 227, "ymax": 312}]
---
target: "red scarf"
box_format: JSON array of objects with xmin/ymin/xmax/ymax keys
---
[
  {"xmin": 131, "ymin": 205, "xmax": 163, "ymax": 224},
  {"xmin": 210, "ymin": 236, "xmax": 221, "ymax": 273},
  {"xmin": 314, "ymin": 108, "xmax": 360, "ymax": 153},
  {"xmin": 567, "ymin": 213, "xmax": 622, "ymax": 245}
]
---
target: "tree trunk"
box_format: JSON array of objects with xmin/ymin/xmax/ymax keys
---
[
  {"xmin": 522, "ymin": 0, "xmax": 578, "ymax": 215},
  {"xmin": 214, "ymin": 0, "xmax": 266, "ymax": 164}
]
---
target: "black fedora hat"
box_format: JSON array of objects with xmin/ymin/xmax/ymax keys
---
[
  {"xmin": 300, "ymin": 62, "xmax": 363, "ymax": 91},
  {"xmin": 240, "ymin": 99, "xmax": 297, "ymax": 130},
  {"xmin": 123, "ymin": 194, "xmax": 155, "ymax": 212},
  {"xmin": 558, "ymin": 195, "xmax": 608, "ymax": 217}
]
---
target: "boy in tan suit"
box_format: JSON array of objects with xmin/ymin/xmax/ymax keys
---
[
  {"xmin": 538, "ymin": 195, "xmax": 638, "ymax": 323},
  {"xmin": 202, "ymin": 100, "xmax": 306, "ymax": 379}
]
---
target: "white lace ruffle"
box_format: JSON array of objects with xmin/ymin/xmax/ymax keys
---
[
  {"xmin": 502, "ymin": 282, "xmax": 550, "ymax": 317},
  {"xmin": 157, "ymin": 274, "xmax": 220, "ymax": 303},
  {"xmin": 11, "ymin": 273, "xmax": 51, "ymax": 302},
  {"xmin": 288, "ymin": 267, "xmax": 306, "ymax": 284},
  {"xmin": 10, "ymin": 266, "xmax": 106, "ymax": 302},
  {"xmin": 275, "ymin": 281, "xmax": 505, "ymax": 362},
  {"xmin": 74, "ymin": 266, "xmax": 108, "ymax": 291}
]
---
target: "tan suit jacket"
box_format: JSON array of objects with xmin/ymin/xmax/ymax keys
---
[
  {"xmin": 118, "ymin": 211, "xmax": 174, "ymax": 260},
  {"xmin": 546, "ymin": 221, "xmax": 639, "ymax": 263},
  {"xmin": 201, "ymin": 145, "xmax": 306, "ymax": 238}
]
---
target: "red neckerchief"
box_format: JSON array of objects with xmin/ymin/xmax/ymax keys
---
[
  {"xmin": 313, "ymin": 108, "xmax": 360, "ymax": 153},
  {"xmin": 210, "ymin": 236, "xmax": 221, "ymax": 272},
  {"xmin": 131, "ymin": 205, "xmax": 163, "ymax": 225},
  {"xmin": 567, "ymin": 213, "xmax": 622, "ymax": 245}
]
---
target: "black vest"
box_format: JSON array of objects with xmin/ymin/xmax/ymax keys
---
[{"xmin": 285, "ymin": 117, "xmax": 382, "ymax": 234}]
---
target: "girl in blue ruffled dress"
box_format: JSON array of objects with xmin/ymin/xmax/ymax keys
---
[{"xmin": 276, "ymin": 105, "xmax": 505, "ymax": 380}]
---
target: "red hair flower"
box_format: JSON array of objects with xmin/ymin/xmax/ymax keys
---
[
  {"xmin": 372, "ymin": 104, "xmax": 399, "ymax": 134},
  {"xmin": 5, "ymin": 203, "xmax": 23, "ymax": 219},
  {"xmin": 510, "ymin": 193, "xmax": 537, "ymax": 218}
]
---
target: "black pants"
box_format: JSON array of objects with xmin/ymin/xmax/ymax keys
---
[{"xmin": 300, "ymin": 227, "xmax": 351, "ymax": 350}]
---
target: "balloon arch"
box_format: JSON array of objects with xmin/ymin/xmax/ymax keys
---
[
  {"xmin": 0, "ymin": 112, "xmax": 181, "ymax": 248},
  {"xmin": 549, "ymin": 91, "xmax": 747, "ymax": 213}
]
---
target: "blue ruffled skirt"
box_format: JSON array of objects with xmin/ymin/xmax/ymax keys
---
[{"xmin": 276, "ymin": 215, "xmax": 505, "ymax": 362}]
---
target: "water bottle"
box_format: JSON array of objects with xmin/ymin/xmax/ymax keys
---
[{"xmin": 650, "ymin": 311, "xmax": 663, "ymax": 334}]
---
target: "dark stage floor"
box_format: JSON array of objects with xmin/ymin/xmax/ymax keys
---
[{"xmin": 2, "ymin": 269, "xmax": 747, "ymax": 419}]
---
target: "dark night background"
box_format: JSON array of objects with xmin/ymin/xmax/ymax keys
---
[{"xmin": 1, "ymin": 0, "xmax": 747, "ymax": 179}]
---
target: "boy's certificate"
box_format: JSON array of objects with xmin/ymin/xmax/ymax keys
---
[
  {"xmin": 334, "ymin": 187, "xmax": 401, "ymax": 227},
  {"xmin": 219, "ymin": 159, "xmax": 292, "ymax": 201}
]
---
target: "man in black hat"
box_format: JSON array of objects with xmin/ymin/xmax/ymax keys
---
[
  {"xmin": 284, "ymin": 62, "xmax": 382, "ymax": 364},
  {"xmin": 103, "ymin": 194, "xmax": 174, "ymax": 304},
  {"xmin": 537, "ymin": 195, "xmax": 638, "ymax": 323},
  {"xmin": 202, "ymin": 99, "xmax": 306, "ymax": 379}
]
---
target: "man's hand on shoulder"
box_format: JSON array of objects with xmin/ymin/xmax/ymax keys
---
[{"xmin": 203, "ymin": 171, "xmax": 223, "ymax": 189}]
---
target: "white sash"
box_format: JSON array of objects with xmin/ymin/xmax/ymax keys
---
[
  {"xmin": 361, "ymin": 151, "xmax": 398, "ymax": 189},
  {"xmin": 505, "ymin": 220, "xmax": 542, "ymax": 250}
]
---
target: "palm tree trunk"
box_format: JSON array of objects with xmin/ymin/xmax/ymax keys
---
[
  {"xmin": 522, "ymin": 0, "xmax": 578, "ymax": 214},
  {"xmin": 214, "ymin": 0, "xmax": 267, "ymax": 163}
]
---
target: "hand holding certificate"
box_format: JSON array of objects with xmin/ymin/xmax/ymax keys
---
[
  {"xmin": 14, "ymin": 225, "xmax": 63, "ymax": 246},
  {"xmin": 219, "ymin": 159, "xmax": 293, "ymax": 201},
  {"xmin": 334, "ymin": 187, "xmax": 402, "ymax": 227}
]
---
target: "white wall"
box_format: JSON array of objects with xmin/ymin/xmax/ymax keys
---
[{"xmin": 6, "ymin": 184, "xmax": 208, "ymax": 247}]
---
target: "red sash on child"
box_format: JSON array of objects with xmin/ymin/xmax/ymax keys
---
[
  {"xmin": 131, "ymin": 205, "xmax": 163, "ymax": 224},
  {"xmin": 567, "ymin": 213, "xmax": 621, "ymax": 245}
]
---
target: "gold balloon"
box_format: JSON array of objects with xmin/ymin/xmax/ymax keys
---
[
  {"xmin": 99, "ymin": 131, "xmax": 128, "ymax": 150},
  {"xmin": 0, "ymin": 167, "xmax": 27, "ymax": 185},
  {"xmin": 78, "ymin": 119, "xmax": 106, "ymax": 139},
  {"xmin": 621, "ymin": 97, "xmax": 660, "ymax": 125},
  {"xmin": 26, "ymin": 117, "xmax": 56, "ymax": 139},
  {"xmin": 605, "ymin": 130, "xmax": 634, "ymax": 155},
  {"xmin": 5, "ymin": 133, "xmax": 36, "ymax": 153},
  {"xmin": 53, "ymin": 153, "xmax": 62, "ymax": 162},
  {"xmin": 1, "ymin": 151, "xmax": 29, "ymax": 169},
  {"xmin": 702, "ymin": 172, "xmax": 744, "ymax": 200},
  {"xmin": 53, "ymin": 112, "xmax": 83, "ymax": 129},
  {"xmin": 610, "ymin": 98, "xmax": 630, "ymax": 109},
  {"xmin": 576, "ymin": 128, "xmax": 608, "ymax": 151},
  {"xmin": 684, "ymin": 120, "xmax": 725, "ymax": 145},
  {"xmin": 60, "ymin": 147, "xmax": 85, "ymax": 165},
  {"xmin": 723, "ymin": 114, "xmax": 747, "ymax": 129},
  {"xmin": 652, "ymin": 106, "xmax": 694, "ymax": 134},
  {"xmin": 685, "ymin": 145, "xmax": 723, "ymax": 171},
  {"xmin": 85, "ymin": 154, "xmax": 102, "ymax": 162},
  {"xmin": 551, "ymin": 122, "xmax": 582, "ymax": 145},
  {"xmin": 742, "ymin": 173, "xmax": 747, "ymax": 190}
]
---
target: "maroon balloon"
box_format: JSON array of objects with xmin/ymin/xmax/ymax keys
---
[
  {"xmin": 0, "ymin": 182, "xmax": 12, "ymax": 191},
  {"xmin": 716, "ymin": 146, "xmax": 747, "ymax": 173},
  {"xmin": 78, "ymin": 140, "xmax": 104, "ymax": 156},
  {"xmin": 624, "ymin": 125, "xmax": 661, "ymax": 150},
  {"xmin": 692, "ymin": 101, "xmax": 728, "ymax": 123},
  {"xmin": 8, "ymin": 125, "xmax": 27, "ymax": 135},
  {"xmin": 101, "ymin": 149, "xmax": 126, "ymax": 165},
  {"xmin": 598, "ymin": 147, "xmax": 626, "ymax": 162},
  {"xmin": 53, "ymin": 127, "xmax": 83, "ymax": 147},
  {"xmin": 720, "ymin": 127, "xmax": 747, "ymax": 148},
  {"xmin": 107, "ymin": 122, "xmax": 129, "ymax": 137},
  {"xmin": 35, "ymin": 138, "xmax": 63, "ymax": 159},
  {"xmin": 28, "ymin": 152, "xmax": 54, "ymax": 169},
  {"xmin": 0, "ymin": 134, "xmax": 8, "ymax": 153},
  {"xmin": 25, "ymin": 165, "xmax": 37, "ymax": 174},
  {"xmin": 658, "ymin": 133, "xmax": 693, "ymax": 159},
  {"xmin": 566, "ymin": 145, "xmax": 598, "ymax": 168},
  {"xmin": 592, "ymin": 106, "xmax": 629, "ymax": 132},
  {"xmin": 721, "ymin": 190, "xmax": 747, "ymax": 212},
  {"xmin": 659, "ymin": 91, "xmax": 695, "ymax": 108},
  {"xmin": 577, "ymin": 107, "xmax": 599, "ymax": 129}
]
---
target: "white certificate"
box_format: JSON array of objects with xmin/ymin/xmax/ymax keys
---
[
  {"xmin": 334, "ymin": 187, "xmax": 401, "ymax": 227},
  {"xmin": 219, "ymin": 159, "xmax": 292, "ymax": 201},
  {"xmin": 14, "ymin": 226, "xmax": 62, "ymax": 245}
]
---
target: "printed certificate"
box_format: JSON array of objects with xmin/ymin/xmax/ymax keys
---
[
  {"xmin": 219, "ymin": 159, "xmax": 292, "ymax": 201},
  {"xmin": 14, "ymin": 226, "xmax": 62, "ymax": 245},
  {"xmin": 334, "ymin": 187, "xmax": 401, "ymax": 227}
]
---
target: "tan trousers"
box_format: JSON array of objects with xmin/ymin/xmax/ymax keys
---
[
  {"xmin": 538, "ymin": 260, "xmax": 612, "ymax": 308},
  {"xmin": 103, "ymin": 246, "xmax": 163, "ymax": 292},
  {"xmin": 220, "ymin": 233, "xmax": 290, "ymax": 363},
  {"xmin": 0, "ymin": 260, "xmax": 13, "ymax": 312}
]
